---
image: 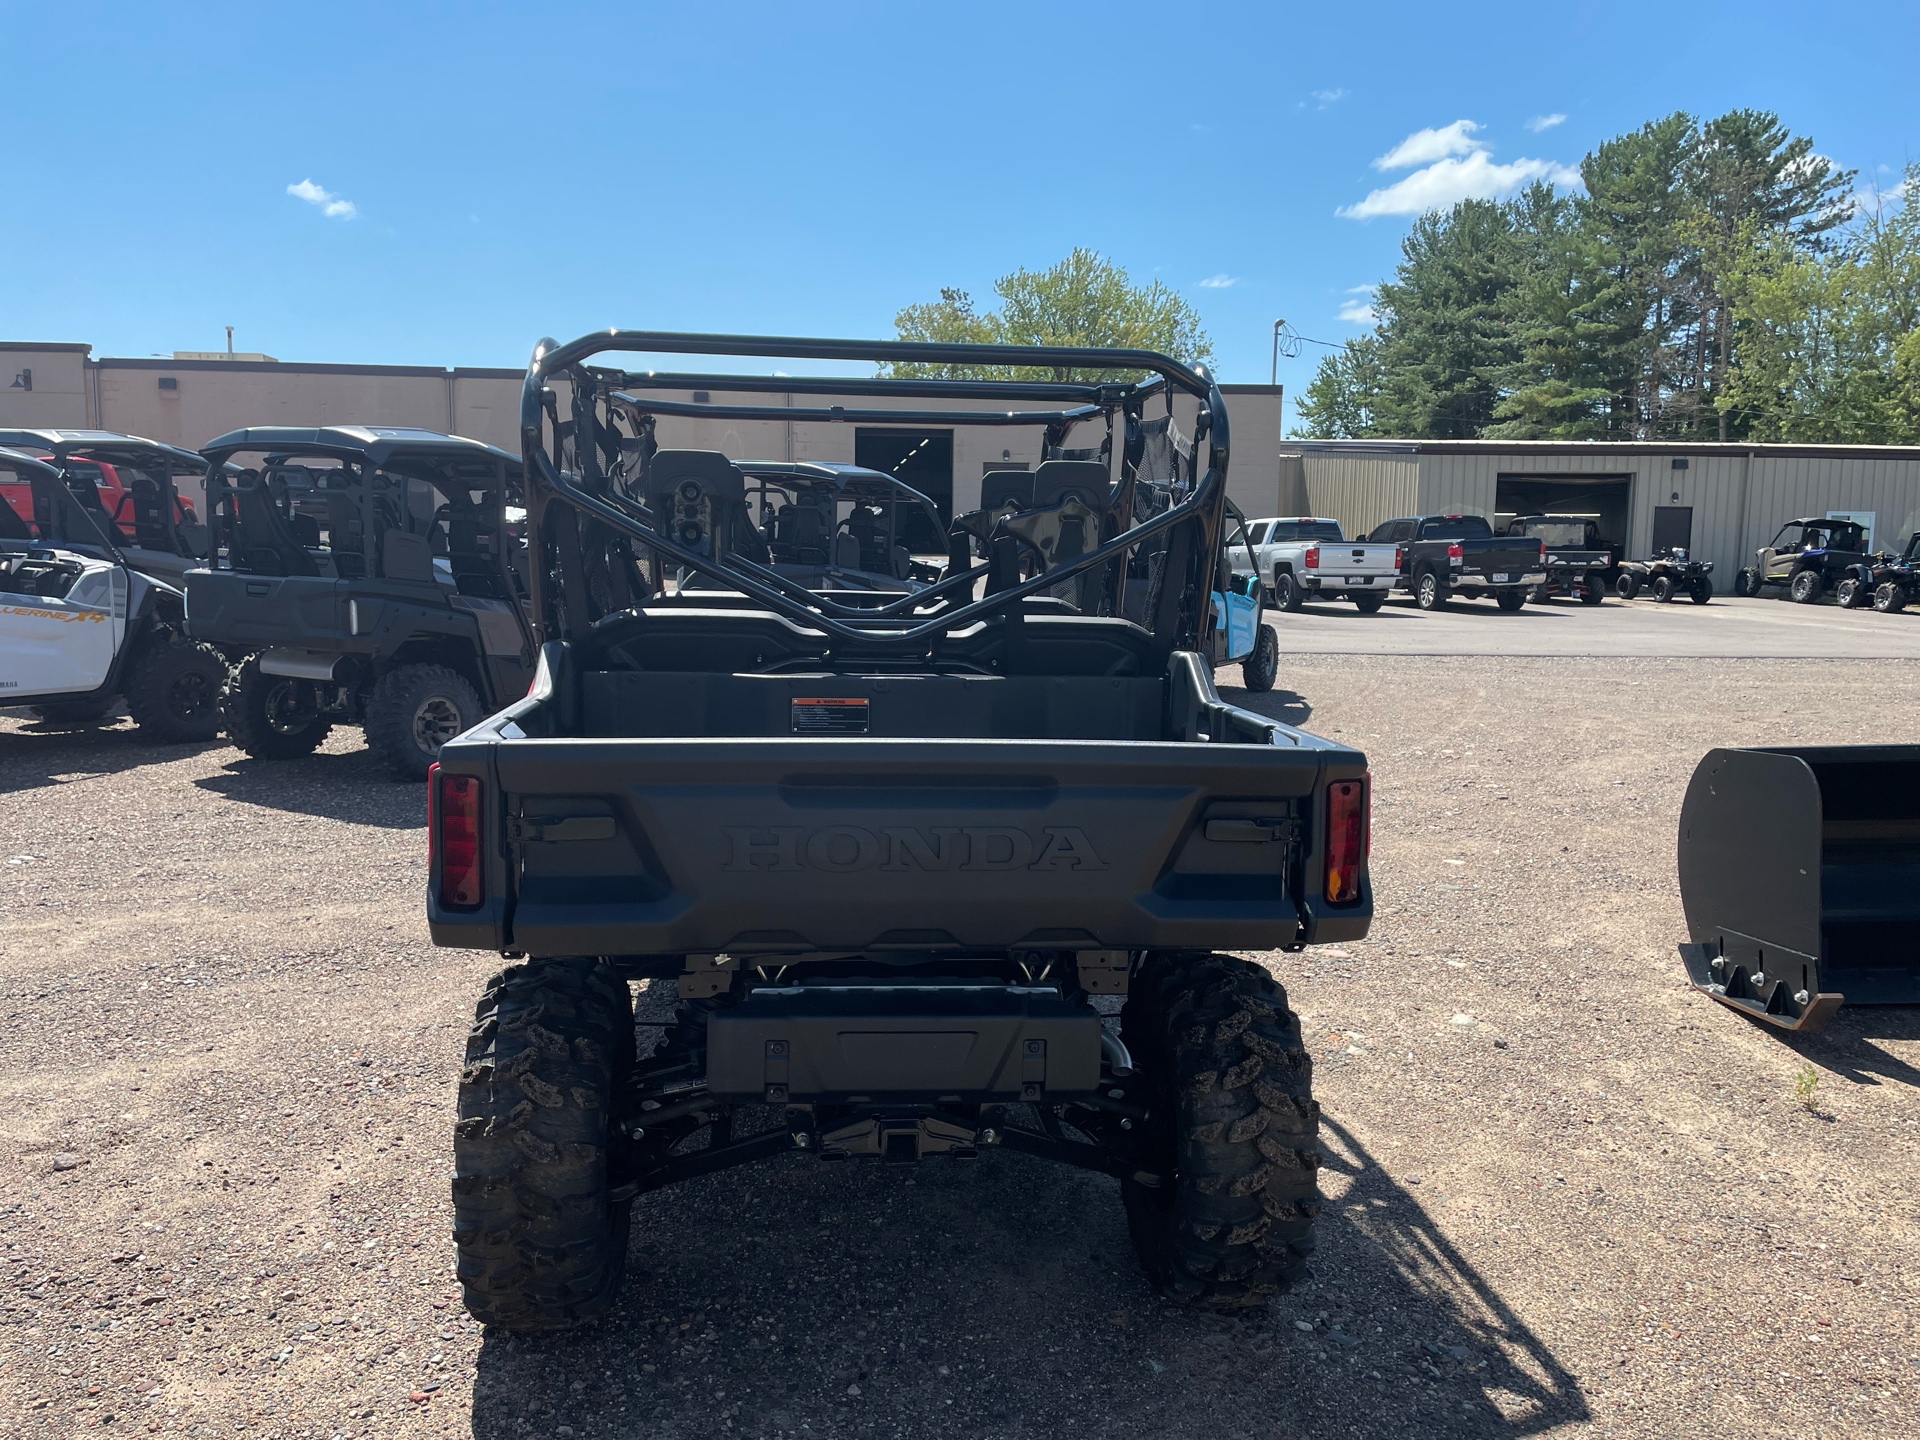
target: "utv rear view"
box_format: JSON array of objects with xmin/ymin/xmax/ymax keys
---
[
  {"xmin": 429, "ymin": 330, "xmax": 1371, "ymax": 1328},
  {"xmin": 186, "ymin": 427, "xmax": 535, "ymax": 779}
]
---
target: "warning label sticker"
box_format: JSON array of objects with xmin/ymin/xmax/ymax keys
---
[{"xmin": 791, "ymin": 697, "xmax": 870, "ymax": 735}]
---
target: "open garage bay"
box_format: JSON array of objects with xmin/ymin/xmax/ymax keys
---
[{"xmin": 4, "ymin": 643, "xmax": 1918, "ymax": 1439}]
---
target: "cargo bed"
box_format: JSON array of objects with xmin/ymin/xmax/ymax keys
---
[{"xmin": 429, "ymin": 638, "xmax": 1371, "ymax": 959}]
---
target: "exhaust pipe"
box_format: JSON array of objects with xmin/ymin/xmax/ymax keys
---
[{"xmin": 258, "ymin": 648, "xmax": 351, "ymax": 682}]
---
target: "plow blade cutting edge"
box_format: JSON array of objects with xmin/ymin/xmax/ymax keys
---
[{"xmin": 1678, "ymin": 745, "xmax": 1920, "ymax": 1033}]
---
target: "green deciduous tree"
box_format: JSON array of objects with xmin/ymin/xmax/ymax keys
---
[
  {"xmin": 1718, "ymin": 165, "xmax": 1920, "ymax": 443},
  {"xmin": 1293, "ymin": 335, "xmax": 1386, "ymax": 438},
  {"xmin": 887, "ymin": 249, "xmax": 1213, "ymax": 382}
]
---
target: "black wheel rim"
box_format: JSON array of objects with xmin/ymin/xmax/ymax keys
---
[
  {"xmin": 168, "ymin": 670, "xmax": 214, "ymax": 721},
  {"xmin": 264, "ymin": 682, "xmax": 318, "ymax": 735},
  {"xmin": 411, "ymin": 695, "xmax": 465, "ymax": 754}
]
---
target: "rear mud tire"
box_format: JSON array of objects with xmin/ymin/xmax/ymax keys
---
[
  {"xmin": 366, "ymin": 663, "xmax": 486, "ymax": 781},
  {"xmin": 1616, "ymin": 573, "xmax": 1640, "ymax": 600},
  {"xmin": 1581, "ymin": 575, "xmax": 1606, "ymax": 604},
  {"xmin": 1496, "ymin": 588, "xmax": 1526, "ymax": 612},
  {"xmin": 1241, "ymin": 625, "xmax": 1279, "ymax": 693},
  {"xmin": 124, "ymin": 635, "xmax": 226, "ymax": 743},
  {"xmin": 1790, "ymin": 569, "xmax": 1824, "ymax": 604},
  {"xmin": 1873, "ymin": 581, "xmax": 1907, "ymax": 613},
  {"xmin": 1689, "ymin": 581, "xmax": 1713, "ymax": 604},
  {"xmin": 1836, "ymin": 577, "xmax": 1869, "ymax": 609},
  {"xmin": 1120, "ymin": 953, "xmax": 1320, "ymax": 1311},
  {"xmin": 220, "ymin": 655, "xmax": 332, "ymax": 760},
  {"xmin": 452, "ymin": 958, "xmax": 635, "ymax": 1332},
  {"xmin": 1352, "ymin": 593, "xmax": 1385, "ymax": 614},
  {"xmin": 1273, "ymin": 571, "xmax": 1304, "ymax": 613}
]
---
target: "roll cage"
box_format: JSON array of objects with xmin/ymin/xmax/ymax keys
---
[
  {"xmin": 0, "ymin": 444, "xmax": 128, "ymax": 560},
  {"xmin": 519, "ymin": 331, "xmax": 1232, "ymax": 662},
  {"xmin": 0, "ymin": 428, "xmax": 208, "ymax": 560},
  {"xmin": 197, "ymin": 426, "xmax": 523, "ymax": 596}
]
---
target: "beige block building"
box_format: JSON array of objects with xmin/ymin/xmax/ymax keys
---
[
  {"xmin": 1, "ymin": 342, "xmax": 1287, "ymax": 525},
  {"xmin": 1280, "ymin": 439, "xmax": 1920, "ymax": 584}
]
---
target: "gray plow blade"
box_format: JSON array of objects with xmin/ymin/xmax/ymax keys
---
[{"xmin": 1678, "ymin": 745, "xmax": 1920, "ymax": 1033}]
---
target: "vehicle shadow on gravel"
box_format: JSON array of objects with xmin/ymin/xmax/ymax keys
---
[
  {"xmin": 0, "ymin": 718, "xmax": 227, "ymax": 790},
  {"xmin": 1217, "ymin": 685, "xmax": 1313, "ymax": 729},
  {"xmin": 192, "ymin": 753, "xmax": 426, "ymax": 828},
  {"xmin": 465, "ymin": 1104, "xmax": 1586, "ymax": 1439},
  {"xmin": 1781, "ymin": 1007, "xmax": 1920, "ymax": 1090}
]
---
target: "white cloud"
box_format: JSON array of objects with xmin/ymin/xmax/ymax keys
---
[
  {"xmin": 1312, "ymin": 88, "xmax": 1348, "ymax": 105},
  {"xmin": 1339, "ymin": 152, "xmax": 1581, "ymax": 219},
  {"xmin": 1198, "ymin": 273, "xmax": 1239, "ymax": 288},
  {"xmin": 287, "ymin": 178, "xmax": 357, "ymax": 220},
  {"xmin": 1373, "ymin": 119, "xmax": 1484, "ymax": 170},
  {"xmin": 1525, "ymin": 113, "xmax": 1568, "ymax": 133},
  {"xmin": 1337, "ymin": 299, "xmax": 1377, "ymax": 324},
  {"xmin": 1849, "ymin": 176, "xmax": 1912, "ymax": 217}
]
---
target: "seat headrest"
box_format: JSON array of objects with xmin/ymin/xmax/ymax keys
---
[
  {"xmin": 1033, "ymin": 459, "xmax": 1109, "ymax": 509},
  {"xmin": 980, "ymin": 469, "xmax": 1034, "ymax": 512}
]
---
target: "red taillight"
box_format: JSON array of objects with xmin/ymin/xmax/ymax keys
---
[
  {"xmin": 431, "ymin": 762, "xmax": 484, "ymax": 909},
  {"xmin": 1447, "ymin": 542, "xmax": 1463, "ymax": 560},
  {"xmin": 1304, "ymin": 545, "xmax": 1320, "ymax": 568},
  {"xmin": 1539, "ymin": 539, "xmax": 1547, "ymax": 559},
  {"xmin": 1325, "ymin": 776, "xmax": 1369, "ymax": 904},
  {"xmin": 1394, "ymin": 546, "xmax": 1404, "ymax": 569}
]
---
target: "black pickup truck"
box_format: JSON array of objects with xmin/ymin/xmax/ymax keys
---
[
  {"xmin": 428, "ymin": 329, "xmax": 1372, "ymax": 1329},
  {"xmin": 1362, "ymin": 513, "xmax": 1546, "ymax": 611}
]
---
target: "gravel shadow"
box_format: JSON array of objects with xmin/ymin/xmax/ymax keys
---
[
  {"xmin": 1779, "ymin": 1005, "xmax": 1920, "ymax": 1089},
  {"xmin": 0, "ymin": 715, "xmax": 227, "ymax": 790},
  {"xmin": 191, "ymin": 751, "xmax": 426, "ymax": 827},
  {"xmin": 1216, "ymin": 686, "xmax": 1313, "ymax": 729},
  {"xmin": 465, "ymin": 1056, "xmax": 1588, "ymax": 1439}
]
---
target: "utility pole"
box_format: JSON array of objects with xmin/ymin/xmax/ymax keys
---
[
  {"xmin": 225, "ymin": 325, "xmax": 234, "ymax": 358},
  {"xmin": 1271, "ymin": 319, "xmax": 1284, "ymax": 386}
]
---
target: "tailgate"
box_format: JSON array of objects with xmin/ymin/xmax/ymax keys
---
[
  {"xmin": 1321, "ymin": 543, "xmax": 1399, "ymax": 576},
  {"xmin": 433, "ymin": 734, "xmax": 1371, "ymax": 955},
  {"xmin": 1458, "ymin": 538, "xmax": 1541, "ymax": 580}
]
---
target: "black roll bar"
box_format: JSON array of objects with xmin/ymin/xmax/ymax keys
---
[{"xmin": 519, "ymin": 330, "xmax": 1231, "ymax": 651}]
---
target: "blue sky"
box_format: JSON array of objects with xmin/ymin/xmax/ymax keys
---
[{"xmin": 5, "ymin": 1, "xmax": 1915, "ymax": 427}]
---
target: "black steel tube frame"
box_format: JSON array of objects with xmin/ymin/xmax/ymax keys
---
[
  {"xmin": 0, "ymin": 447, "xmax": 129, "ymax": 562},
  {"xmin": 615, "ymin": 369, "xmax": 1163, "ymax": 404},
  {"xmin": 519, "ymin": 330, "xmax": 1231, "ymax": 652}
]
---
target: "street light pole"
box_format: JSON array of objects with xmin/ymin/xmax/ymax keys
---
[{"xmin": 1271, "ymin": 319, "xmax": 1285, "ymax": 386}]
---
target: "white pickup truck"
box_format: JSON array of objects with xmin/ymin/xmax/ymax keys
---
[{"xmin": 1248, "ymin": 516, "xmax": 1401, "ymax": 613}]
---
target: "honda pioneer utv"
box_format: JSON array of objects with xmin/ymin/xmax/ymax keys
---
[
  {"xmin": 186, "ymin": 427, "xmax": 535, "ymax": 779},
  {"xmin": 0, "ymin": 447, "xmax": 225, "ymax": 739},
  {"xmin": 428, "ymin": 330, "xmax": 1371, "ymax": 1329}
]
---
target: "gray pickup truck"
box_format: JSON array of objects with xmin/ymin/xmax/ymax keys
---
[{"xmin": 428, "ymin": 330, "xmax": 1373, "ymax": 1329}]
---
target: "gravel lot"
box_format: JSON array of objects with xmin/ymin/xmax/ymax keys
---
[{"xmin": 4, "ymin": 647, "xmax": 1918, "ymax": 1440}]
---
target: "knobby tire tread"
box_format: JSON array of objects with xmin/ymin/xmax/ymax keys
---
[
  {"xmin": 124, "ymin": 634, "xmax": 226, "ymax": 743},
  {"xmin": 1121, "ymin": 953, "xmax": 1320, "ymax": 1310},
  {"xmin": 365, "ymin": 663, "xmax": 483, "ymax": 782},
  {"xmin": 452, "ymin": 958, "xmax": 635, "ymax": 1331},
  {"xmin": 220, "ymin": 655, "xmax": 332, "ymax": 759}
]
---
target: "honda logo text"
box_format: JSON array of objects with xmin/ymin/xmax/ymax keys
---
[{"xmin": 722, "ymin": 825, "xmax": 1107, "ymax": 873}]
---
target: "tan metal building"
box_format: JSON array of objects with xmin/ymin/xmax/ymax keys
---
[
  {"xmin": 2, "ymin": 341, "xmax": 1286, "ymax": 523},
  {"xmin": 1279, "ymin": 439, "xmax": 1920, "ymax": 586}
]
